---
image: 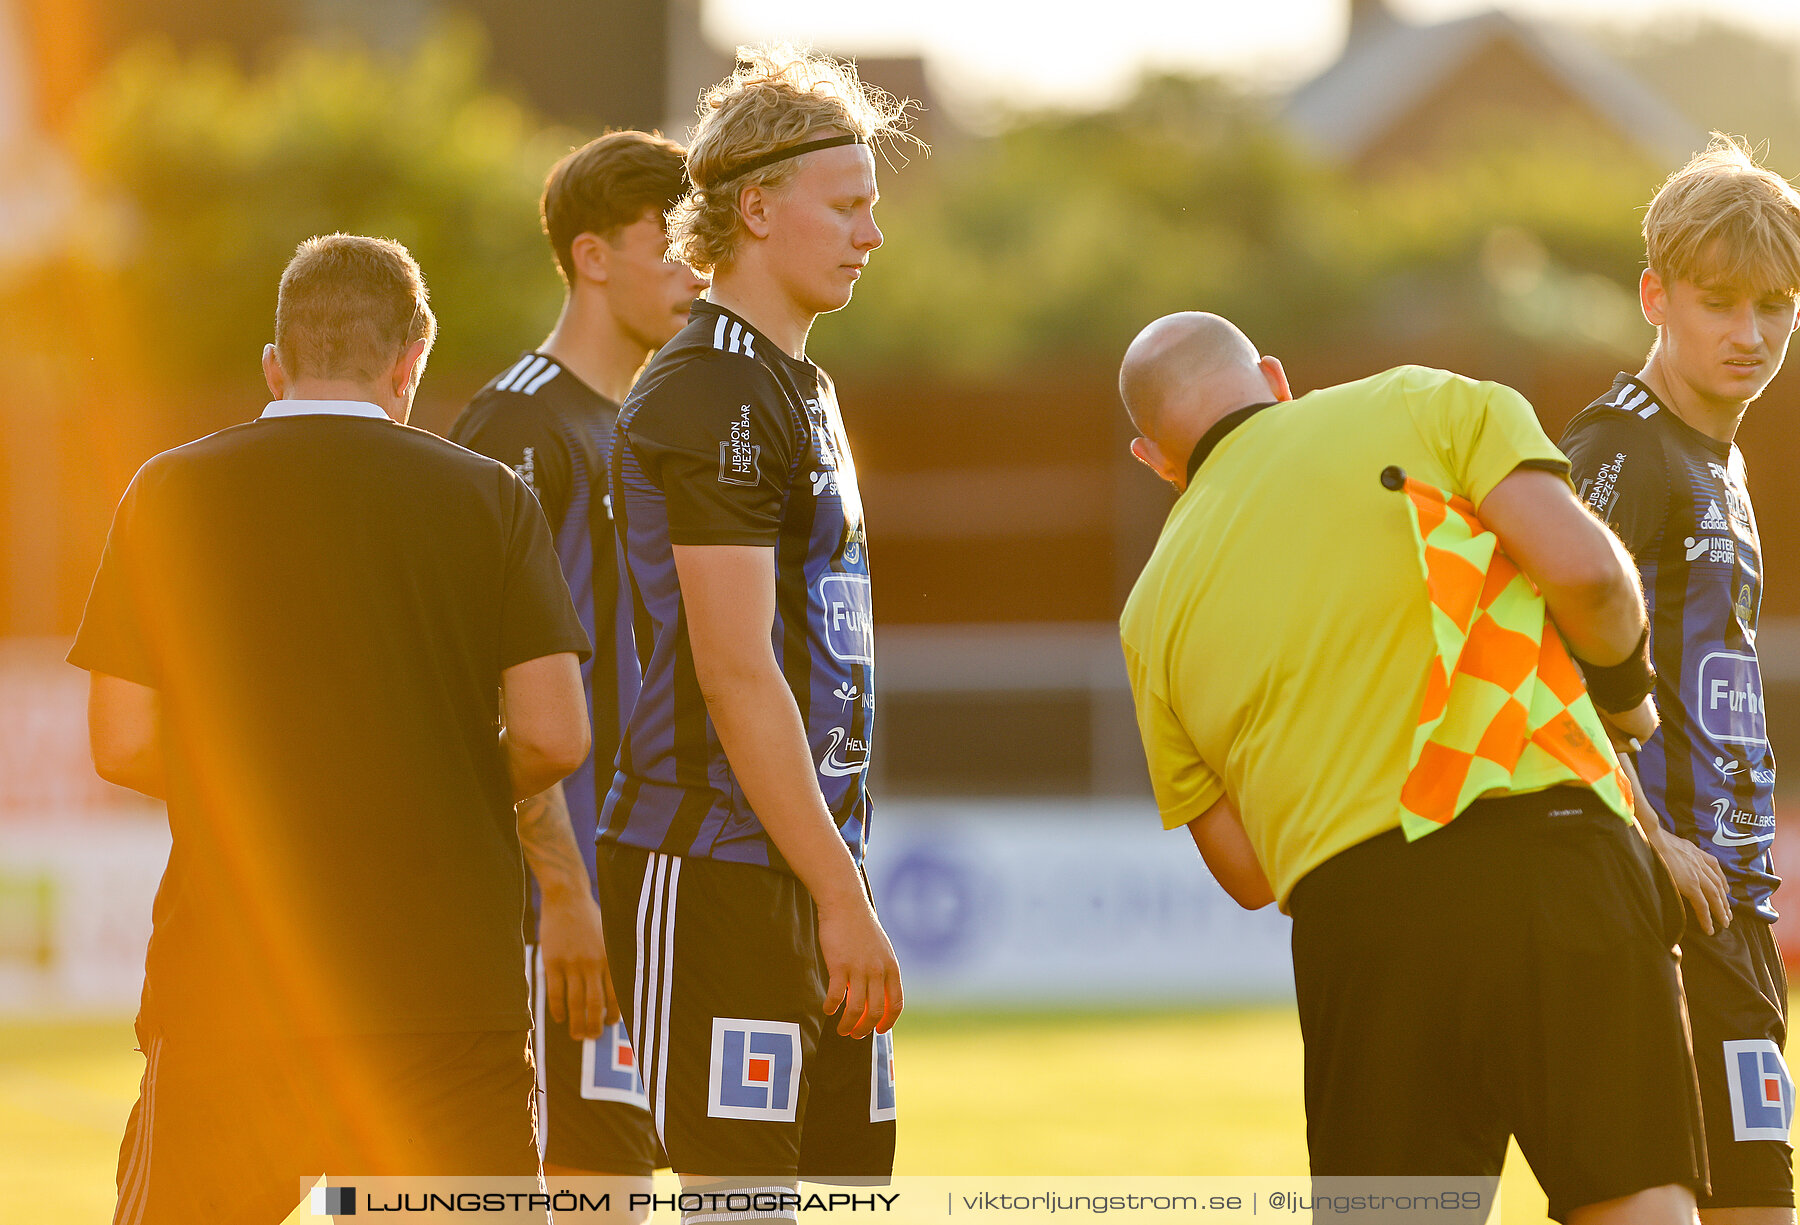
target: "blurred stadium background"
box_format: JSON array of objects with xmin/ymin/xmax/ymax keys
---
[{"xmin": 7, "ymin": 0, "xmax": 1800, "ymax": 1219}]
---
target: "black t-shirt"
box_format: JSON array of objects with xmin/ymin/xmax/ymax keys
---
[{"xmin": 68, "ymin": 403, "xmax": 591, "ymax": 1038}]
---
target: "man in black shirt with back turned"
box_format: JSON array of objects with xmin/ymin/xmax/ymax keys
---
[{"xmin": 72, "ymin": 234, "xmax": 595, "ymax": 1224}]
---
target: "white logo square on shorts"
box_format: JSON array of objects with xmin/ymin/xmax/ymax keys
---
[
  {"xmin": 870, "ymin": 1029, "xmax": 896, "ymax": 1123},
  {"xmin": 581, "ymin": 1020, "xmax": 650, "ymax": 1109},
  {"xmin": 707, "ymin": 1018, "xmax": 802, "ymax": 1122},
  {"xmin": 1723, "ymin": 1038, "xmax": 1794, "ymax": 1142}
]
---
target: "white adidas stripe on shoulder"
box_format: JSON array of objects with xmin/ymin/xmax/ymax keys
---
[
  {"xmin": 1603, "ymin": 385, "xmax": 1659, "ymax": 419},
  {"xmin": 520, "ymin": 361, "xmax": 561, "ymax": 395},
  {"xmin": 710, "ymin": 316, "xmax": 757, "ymax": 358},
  {"xmin": 497, "ymin": 355, "xmax": 547, "ymax": 392},
  {"xmin": 493, "ymin": 353, "xmax": 536, "ymax": 391}
]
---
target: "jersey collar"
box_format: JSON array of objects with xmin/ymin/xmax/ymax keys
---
[
  {"xmin": 692, "ymin": 300, "xmax": 816, "ymax": 375},
  {"xmin": 1185, "ymin": 401, "xmax": 1280, "ymax": 486},
  {"xmin": 259, "ymin": 399, "xmax": 391, "ymax": 421},
  {"xmin": 1607, "ymin": 372, "xmax": 1732, "ymax": 455}
]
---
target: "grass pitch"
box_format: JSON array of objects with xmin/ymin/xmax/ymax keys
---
[{"xmin": 0, "ymin": 1009, "xmax": 1596, "ymax": 1222}]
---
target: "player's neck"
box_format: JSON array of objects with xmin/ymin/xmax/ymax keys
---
[
  {"xmin": 276, "ymin": 378, "xmax": 407, "ymax": 423},
  {"xmin": 704, "ymin": 276, "xmax": 814, "ymax": 361},
  {"xmin": 1636, "ymin": 356, "xmax": 1746, "ymax": 446},
  {"xmin": 539, "ymin": 292, "xmax": 650, "ymax": 405}
]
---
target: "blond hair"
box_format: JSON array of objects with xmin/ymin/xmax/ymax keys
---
[
  {"xmin": 1644, "ymin": 133, "xmax": 1800, "ymax": 294},
  {"xmin": 669, "ymin": 46, "xmax": 917, "ymax": 274},
  {"xmin": 275, "ymin": 234, "xmax": 437, "ymax": 382}
]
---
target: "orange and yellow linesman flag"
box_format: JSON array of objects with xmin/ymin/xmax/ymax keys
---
[{"xmin": 1393, "ymin": 471, "xmax": 1635, "ymax": 840}]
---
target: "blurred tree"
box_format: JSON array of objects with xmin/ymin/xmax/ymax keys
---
[
  {"xmin": 62, "ymin": 17, "xmax": 573, "ymax": 408},
  {"xmin": 1600, "ymin": 18, "xmax": 1800, "ymax": 172},
  {"xmin": 813, "ymin": 72, "xmax": 1664, "ymax": 384}
]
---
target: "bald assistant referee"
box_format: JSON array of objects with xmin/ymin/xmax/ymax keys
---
[{"xmin": 1117, "ymin": 312, "xmax": 1706, "ymax": 1225}]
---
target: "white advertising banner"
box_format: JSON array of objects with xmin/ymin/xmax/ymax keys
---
[
  {"xmin": 0, "ymin": 803, "xmax": 1295, "ymax": 1015},
  {"xmin": 0, "ymin": 816, "xmax": 166, "ymax": 1013},
  {"xmin": 867, "ymin": 801, "xmax": 1294, "ymax": 1006}
]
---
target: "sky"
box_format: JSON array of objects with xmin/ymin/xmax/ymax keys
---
[{"xmin": 706, "ymin": 0, "xmax": 1800, "ymax": 114}]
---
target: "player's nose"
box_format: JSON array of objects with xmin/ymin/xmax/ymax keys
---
[{"xmin": 1727, "ymin": 303, "xmax": 1762, "ymax": 347}]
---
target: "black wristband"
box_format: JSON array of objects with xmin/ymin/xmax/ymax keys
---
[{"xmin": 1575, "ymin": 626, "xmax": 1655, "ymax": 713}]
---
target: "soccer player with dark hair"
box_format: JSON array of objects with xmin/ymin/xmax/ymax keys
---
[
  {"xmin": 594, "ymin": 48, "xmax": 914, "ymax": 1215},
  {"xmin": 77, "ymin": 233, "xmax": 592, "ymax": 1223},
  {"xmin": 451, "ymin": 130, "xmax": 706, "ymax": 1196},
  {"xmin": 1564, "ymin": 134, "xmax": 1800, "ymax": 1224}
]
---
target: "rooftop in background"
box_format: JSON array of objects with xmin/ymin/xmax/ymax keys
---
[{"xmin": 1284, "ymin": 0, "xmax": 1706, "ymax": 173}]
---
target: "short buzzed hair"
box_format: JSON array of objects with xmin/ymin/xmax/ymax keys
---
[
  {"xmin": 274, "ymin": 234, "xmax": 436, "ymax": 382},
  {"xmin": 1645, "ymin": 133, "xmax": 1800, "ymax": 294},
  {"xmin": 542, "ymin": 131, "xmax": 689, "ymax": 284}
]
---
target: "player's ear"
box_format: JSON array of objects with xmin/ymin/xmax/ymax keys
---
[
  {"xmin": 1640, "ymin": 268, "xmax": 1668, "ymax": 328},
  {"xmin": 1130, "ymin": 436, "xmax": 1182, "ymax": 488},
  {"xmin": 570, "ymin": 232, "xmax": 609, "ymax": 286},
  {"xmin": 738, "ymin": 183, "xmax": 773, "ymax": 240},
  {"xmin": 1260, "ymin": 355, "xmax": 1292, "ymax": 403},
  {"xmin": 262, "ymin": 343, "xmax": 287, "ymax": 400},
  {"xmin": 392, "ymin": 338, "xmax": 429, "ymax": 399}
]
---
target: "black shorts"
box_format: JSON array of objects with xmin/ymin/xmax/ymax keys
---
[
  {"xmin": 1287, "ymin": 786, "xmax": 1708, "ymax": 1223},
  {"xmin": 111, "ymin": 1027, "xmax": 537, "ymax": 1225},
  {"xmin": 594, "ymin": 844, "xmax": 897, "ymax": 1181},
  {"xmin": 1680, "ymin": 910, "xmax": 1794, "ymax": 1209},
  {"xmin": 526, "ymin": 944, "xmax": 665, "ymax": 1175}
]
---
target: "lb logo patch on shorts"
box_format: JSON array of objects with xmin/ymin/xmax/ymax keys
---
[
  {"xmin": 707, "ymin": 1018, "xmax": 801, "ymax": 1122},
  {"xmin": 1724, "ymin": 1039, "xmax": 1794, "ymax": 1141},
  {"xmin": 581, "ymin": 1021, "xmax": 649, "ymax": 1109},
  {"xmin": 870, "ymin": 1030, "xmax": 896, "ymax": 1123}
]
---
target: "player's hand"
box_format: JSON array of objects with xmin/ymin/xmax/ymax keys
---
[
  {"xmin": 817, "ymin": 899, "xmax": 903, "ymax": 1039},
  {"xmin": 1599, "ymin": 696, "xmax": 1657, "ymax": 749},
  {"xmin": 537, "ymin": 890, "xmax": 619, "ymax": 1040},
  {"xmin": 1647, "ymin": 823, "xmax": 1732, "ymax": 936}
]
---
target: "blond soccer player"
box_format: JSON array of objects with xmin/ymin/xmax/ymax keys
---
[
  {"xmin": 1564, "ymin": 135, "xmax": 1800, "ymax": 1224},
  {"xmin": 591, "ymin": 48, "xmax": 915, "ymax": 1223}
]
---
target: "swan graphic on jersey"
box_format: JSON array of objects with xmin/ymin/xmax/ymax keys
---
[
  {"xmin": 1711, "ymin": 798, "xmax": 1776, "ymax": 847},
  {"xmin": 819, "ymin": 727, "xmax": 871, "ymax": 777}
]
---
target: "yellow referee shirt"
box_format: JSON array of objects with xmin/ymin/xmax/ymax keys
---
[{"xmin": 1120, "ymin": 365, "xmax": 1574, "ymax": 910}]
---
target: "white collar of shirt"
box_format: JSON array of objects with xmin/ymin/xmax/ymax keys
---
[{"xmin": 258, "ymin": 399, "xmax": 391, "ymax": 421}]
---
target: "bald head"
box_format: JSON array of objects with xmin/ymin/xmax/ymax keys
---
[
  {"xmin": 1120, "ymin": 312, "xmax": 1268, "ymax": 438},
  {"xmin": 1118, "ymin": 312, "xmax": 1290, "ymax": 489}
]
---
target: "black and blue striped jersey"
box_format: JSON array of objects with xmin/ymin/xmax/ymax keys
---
[
  {"xmin": 452, "ymin": 353, "xmax": 640, "ymax": 929},
  {"xmin": 1563, "ymin": 373, "xmax": 1779, "ymax": 921},
  {"xmin": 600, "ymin": 301, "xmax": 874, "ymax": 871}
]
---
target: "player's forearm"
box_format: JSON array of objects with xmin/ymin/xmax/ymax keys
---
[
  {"xmin": 1478, "ymin": 469, "xmax": 1646, "ymax": 665},
  {"xmin": 93, "ymin": 746, "xmax": 168, "ymax": 801},
  {"xmin": 697, "ymin": 658, "xmax": 869, "ymax": 914},
  {"xmin": 1540, "ymin": 531, "xmax": 1646, "ymax": 666},
  {"xmin": 1186, "ymin": 796, "xmax": 1274, "ymax": 910},
  {"xmin": 500, "ymin": 728, "xmax": 588, "ymax": 802},
  {"xmin": 515, "ymin": 782, "xmax": 593, "ymax": 904},
  {"xmin": 87, "ymin": 674, "xmax": 169, "ymax": 800}
]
